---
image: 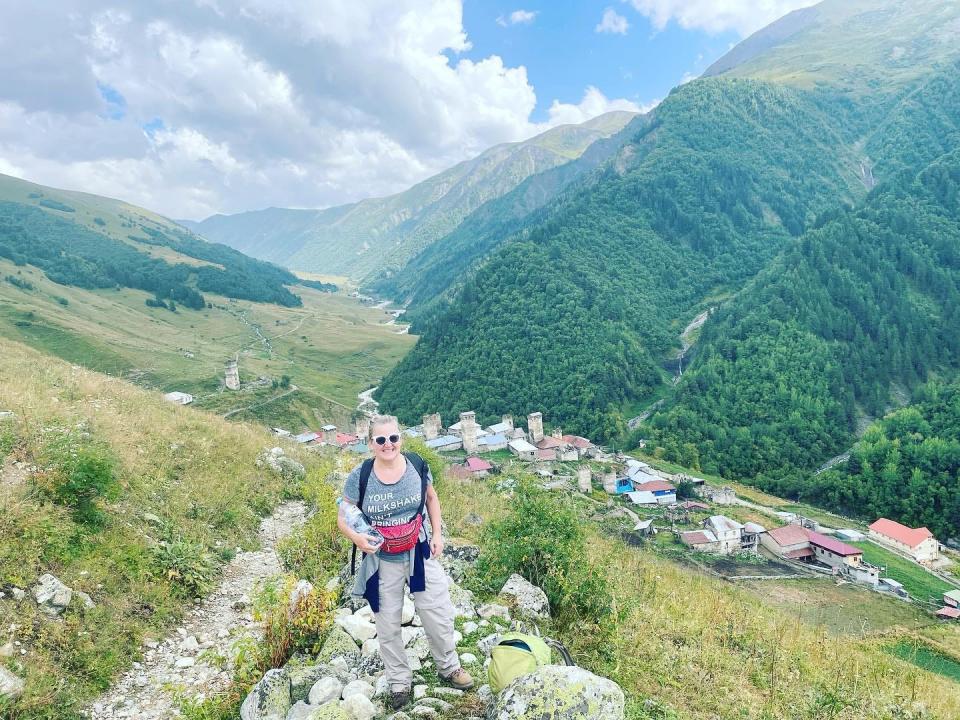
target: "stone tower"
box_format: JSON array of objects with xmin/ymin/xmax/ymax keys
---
[
  {"xmin": 602, "ymin": 469, "xmax": 617, "ymax": 494},
  {"xmin": 527, "ymin": 412, "xmax": 544, "ymax": 444},
  {"xmin": 355, "ymin": 416, "xmax": 370, "ymax": 439},
  {"xmin": 322, "ymin": 425, "xmax": 337, "ymax": 445},
  {"xmin": 577, "ymin": 466, "xmax": 592, "ymax": 493},
  {"xmin": 224, "ymin": 358, "xmax": 240, "ymax": 390},
  {"xmin": 460, "ymin": 411, "xmax": 479, "ymax": 454},
  {"xmin": 423, "ymin": 414, "xmax": 441, "ymax": 441},
  {"xmin": 551, "ymin": 427, "xmax": 563, "ymax": 439},
  {"xmin": 501, "ymin": 414, "xmax": 514, "ymax": 431}
]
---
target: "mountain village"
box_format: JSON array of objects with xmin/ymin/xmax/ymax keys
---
[{"xmin": 265, "ymin": 402, "xmax": 960, "ymax": 622}]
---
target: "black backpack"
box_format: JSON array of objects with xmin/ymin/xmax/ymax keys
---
[{"xmin": 350, "ymin": 451, "xmax": 430, "ymax": 574}]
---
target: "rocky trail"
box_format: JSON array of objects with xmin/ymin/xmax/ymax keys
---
[{"xmin": 87, "ymin": 501, "xmax": 309, "ymax": 720}]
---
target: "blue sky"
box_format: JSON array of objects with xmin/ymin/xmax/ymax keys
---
[
  {"xmin": 460, "ymin": 2, "xmax": 740, "ymax": 120},
  {"xmin": 0, "ymin": 1, "xmax": 814, "ymax": 218}
]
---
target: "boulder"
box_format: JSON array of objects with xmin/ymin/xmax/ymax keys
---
[
  {"xmin": 477, "ymin": 633, "xmax": 500, "ymax": 656},
  {"xmin": 360, "ymin": 638, "xmax": 380, "ymax": 657},
  {"xmin": 241, "ymin": 669, "xmax": 293, "ymax": 720},
  {"xmin": 485, "ymin": 665, "xmax": 624, "ymax": 720},
  {"xmin": 341, "ymin": 693, "xmax": 377, "ymax": 720},
  {"xmin": 32, "ymin": 573, "xmax": 72, "ymax": 617},
  {"xmin": 308, "ymin": 677, "xmax": 344, "ymax": 706},
  {"xmin": 318, "ymin": 625, "xmax": 360, "ymax": 662},
  {"xmin": 288, "ymin": 663, "xmax": 343, "ymax": 703},
  {"xmin": 477, "ymin": 603, "xmax": 510, "ymax": 621},
  {"xmin": 448, "ymin": 581, "xmax": 478, "ymax": 618},
  {"xmin": 335, "ymin": 615, "xmax": 377, "ymax": 644},
  {"xmin": 286, "ymin": 701, "xmax": 314, "ymax": 720},
  {"xmin": 401, "ymin": 595, "xmax": 416, "ymax": 625},
  {"xmin": 341, "ymin": 680, "xmax": 375, "ymax": 701},
  {"xmin": 304, "ymin": 703, "xmax": 350, "ymax": 720},
  {"xmin": 498, "ymin": 575, "xmax": 550, "ymax": 620},
  {"xmin": 0, "ymin": 667, "xmax": 25, "ymax": 700}
]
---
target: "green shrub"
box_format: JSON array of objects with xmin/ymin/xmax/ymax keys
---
[
  {"xmin": 34, "ymin": 438, "xmax": 120, "ymax": 527},
  {"xmin": 151, "ymin": 538, "xmax": 215, "ymax": 597},
  {"xmin": 472, "ymin": 480, "xmax": 613, "ymax": 628}
]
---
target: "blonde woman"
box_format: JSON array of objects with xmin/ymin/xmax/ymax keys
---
[{"xmin": 338, "ymin": 415, "xmax": 473, "ymax": 709}]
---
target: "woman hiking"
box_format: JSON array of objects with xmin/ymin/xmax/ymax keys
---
[{"xmin": 338, "ymin": 414, "xmax": 474, "ymax": 710}]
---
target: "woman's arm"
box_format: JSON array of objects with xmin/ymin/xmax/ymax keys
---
[
  {"xmin": 425, "ymin": 485, "xmax": 444, "ymax": 556},
  {"xmin": 337, "ymin": 500, "xmax": 380, "ymax": 554}
]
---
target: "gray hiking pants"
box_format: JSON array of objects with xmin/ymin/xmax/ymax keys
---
[{"xmin": 374, "ymin": 556, "xmax": 459, "ymax": 690}]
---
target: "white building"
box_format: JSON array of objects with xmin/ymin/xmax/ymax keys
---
[
  {"xmin": 869, "ymin": 518, "xmax": 940, "ymax": 564},
  {"xmin": 162, "ymin": 391, "xmax": 194, "ymax": 405}
]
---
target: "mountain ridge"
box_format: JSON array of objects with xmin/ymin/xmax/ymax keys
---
[{"xmin": 185, "ymin": 111, "xmax": 637, "ymax": 281}]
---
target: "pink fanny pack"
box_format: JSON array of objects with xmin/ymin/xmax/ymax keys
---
[{"xmin": 375, "ymin": 514, "xmax": 424, "ymax": 554}]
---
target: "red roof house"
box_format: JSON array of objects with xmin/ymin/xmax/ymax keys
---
[
  {"xmin": 465, "ymin": 457, "xmax": 493, "ymax": 473},
  {"xmin": 807, "ymin": 531, "xmax": 861, "ymax": 557},
  {"xmin": 335, "ymin": 432, "xmax": 360, "ymax": 447},
  {"xmin": 869, "ymin": 518, "xmax": 939, "ymax": 562},
  {"xmin": 561, "ymin": 435, "xmax": 594, "ymax": 449}
]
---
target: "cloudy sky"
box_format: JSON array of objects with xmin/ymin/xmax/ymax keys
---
[{"xmin": 0, "ymin": 0, "xmax": 816, "ymax": 219}]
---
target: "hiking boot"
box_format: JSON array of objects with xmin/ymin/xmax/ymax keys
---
[
  {"xmin": 389, "ymin": 687, "xmax": 411, "ymax": 709},
  {"xmin": 441, "ymin": 667, "xmax": 474, "ymax": 690}
]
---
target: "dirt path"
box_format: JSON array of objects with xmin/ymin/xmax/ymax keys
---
[{"xmin": 87, "ymin": 501, "xmax": 309, "ymax": 720}]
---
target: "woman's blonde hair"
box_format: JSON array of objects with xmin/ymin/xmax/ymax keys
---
[{"xmin": 368, "ymin": 414, "xmax": 401, "ymax": 439}]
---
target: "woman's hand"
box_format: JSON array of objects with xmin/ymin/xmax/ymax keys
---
[
  {"xmin": 354, "ymin": 533, "xmax": 382, "ymax": 554},
  {"xmin": 430, "ymin": 534, "xmax": 444, "ymax": 558}
]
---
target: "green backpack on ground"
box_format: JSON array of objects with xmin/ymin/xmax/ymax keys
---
[{"xmin": 488, "ymin": 632, "xmax": 556, "ymax": 693}]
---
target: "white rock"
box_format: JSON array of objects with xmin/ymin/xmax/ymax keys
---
[
  {"xmin": 10, "ymin": 588, "xmax": 25, "ymax": 601},
  {"xmin": 409, "ymin": 707, "xmax": 437, "ymax": 718},
  {"xmin": 361, "ymin": 638, "xmax": 380, "ymax": 657},
  {"xmin": 289, "ymin": 580, "xmax": 314, "ymax": 615},
  {"xmin": 354, "ymin": 604, "xmax": 375, "ymax": 623},
  {"xmin": 408, "ymin": 637, "xmax": 431, "ymax": 661},
  {"xmin": 430, "ymin": 687, "xmax": 462, "ymax": 699},
  {"xmin": 401, "ymin": 627, "xmax": 424, "ymax": 647},
  {"xmin": 180, "ymin": 636, "xmax": 200, "ymax": 653},
  {"xmin": 413, "ymin": 684, "xmax": 428, "ymax": 700},
  {"xmin": 460, "ymin": 653, "xmax": 478, "ymax": 665},
  {"xmin": 405, "ymin": 651, "xmax": 422, "ymax": 672},
  {"xmin": 341, "ymin": 679, "xmax": 375, "ymax": 700},
  {"xmin": 335, "ymin": 615, "xmax": 378, "ymax": 644},
  {"xmin": 308, "ymin": 677, "xmax": 343, "ymax": 705},
  {"xmin": 477, "ymin": 603, "xmax": 510, "ymax": 621},
  {"xmin": 175, "ymin": 657, "xmax": 196, "ymax": 669},
  {"xmin": 462, "ymin": 621, "xmax": 479, "ymax": 635},
  {"xmin": 0, "ymin": 667, "xmax": 25, "ymax": 700},
  {"xmin": 285, "ymin": 701, "xmax": 314, "ymax": 720},
  {"xmin": 334, "ymin": 607, "xmax": 353, "ymax": 620},
  {"xmin": 0, "ymin": 643, "xmax": 14, "ymax": 658},
  {"xmin": 478, "ymin": 633, "xmax": 500, "ymax": 656},
  {"xmin": 341, "ymin": 693, "xmax": 377, "ymax": 720},
  {"xmin": 499, "ymin": 574, "xmax": 550, "ymax": 620},
  {"xmin": 477, "ymin": 684, "xmax": 493, "ymax": 706},
  {"xmin": 74, "ymin": 590, "xmax": 97, "ymax": 610},
  {"xmin": 32, "ymin": 573, "xmax": 72, "ymax": 616},
  {"xmin": 453, "ymin": 630, "xmax": 462, "ymax": 645},
  {"xmin": 401, "ymin": 596, "xmax": 416, "ymax": 625},
  {"xmin": 373, "ymin": 676, "xmax": 390, "ymax": 698}
]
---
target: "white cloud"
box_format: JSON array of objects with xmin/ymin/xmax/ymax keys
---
[
  {"xmin": 544, "ymin": 86, "xmax": 654, "ymax": 127},
  {"xmin": 0, "ymin": 1, "xmax": 640, "ymax": 219},
  {"xmin": 496, "ymin": 9, "xmax": 537, "ymax": 27},
  {"xmin": 626, "ymin": 0, "xmax": 818, "ymax": 37},
  {"xmin": 596, "ymin": 8, "xmax": 629, "ymax": 35}
]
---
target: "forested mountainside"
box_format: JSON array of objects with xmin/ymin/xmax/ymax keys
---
[
  {"xmin": 376, "ymin": 78, "xmax": 867, "ymax": 436},
  {"xmin": 376, "ymin": 0, "xmax": 960, "ymax": 476},
  {"xmin": 365, "ymin": 116, "xmax": 643, "ymax": 323},
  {"xmin": 794, "ymin": 378, "xmax": 960, "ymax": 540},
  {"xmin": 645, "ymin": 137, "xmax": 960, "ymax": 483},
  {"xmin": 0, "ymin": 174, "xmax": 327, "ymax": 309},
  {"xmin": 186, "ymin": 112, "xmax": 635, "ymax": 281}
]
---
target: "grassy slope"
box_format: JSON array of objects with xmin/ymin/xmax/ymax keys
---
[
  {"xmin": 0, "ymin": 258, "xmax": 415, "ymax": 430},
  {"xmin": 0, "ymin": 341, "xmax": 335, "ymax": 718},
  {"xmin": 435, "ymin": 469, "xmax": 960, "ymax": 719}
]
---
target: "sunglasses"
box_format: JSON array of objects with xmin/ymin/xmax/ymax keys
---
[{"xmin": 373, "ymin": 434, "xmax": 401, "ymax": 446}]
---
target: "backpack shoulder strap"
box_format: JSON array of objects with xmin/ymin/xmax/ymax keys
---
[
  {"xmin": 403, "ymin": 452, "xmax": 429, "ymax": 516},
  {"xmin": 357, "ymin": 458, "xmax": 374, "ymax": 515}
]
